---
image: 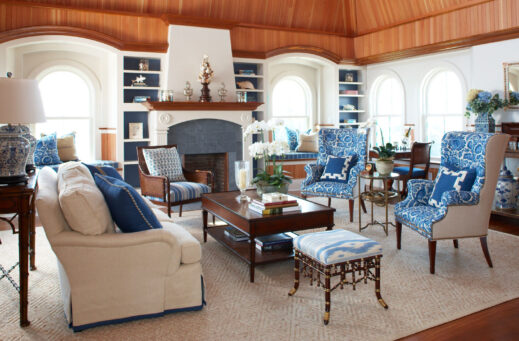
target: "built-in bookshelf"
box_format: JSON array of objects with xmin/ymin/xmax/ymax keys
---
[
  {"xmin": 233, "ymin": 58, "xmax": 267, "ymax": 177},
  {"xmin": 338, "ymin": 68, "xmax": 365, "ymax": 128},
  {"xmin": 120, "ymin": 55, "xmax": 162, "ymax": 187}
]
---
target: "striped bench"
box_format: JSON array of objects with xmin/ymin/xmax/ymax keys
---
[{"xmin": 288, "ymin": 229, "xmax": 388, "ymax": 325}]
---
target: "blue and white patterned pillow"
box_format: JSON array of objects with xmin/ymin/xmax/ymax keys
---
[
  {"xmin": 142, "ymin": 147, "xmax": 186, "ymax": 182},
  {"xmin": 428, "ymin": 167, "xmax": 476, "ymax": 208},
  {"xmin": 34, "ymin": 133, "xmax": 62, "ymax": 166},
  {"xmin": 320, "ymin": 154, "xmax": 356, "ymax": 183},
  {"xmin": 285, "ymin": 127, "xmax": 299, "ymax": 151}
]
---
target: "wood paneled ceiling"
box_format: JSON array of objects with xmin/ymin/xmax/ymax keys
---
[{"xmin": 0, "ymin": 0, "xmax": 517, "ymax": 64}]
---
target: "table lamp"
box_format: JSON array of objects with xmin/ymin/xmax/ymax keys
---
[{"xmin": 0, "ymin": 75, "xmax": 46, "ymax": 184}]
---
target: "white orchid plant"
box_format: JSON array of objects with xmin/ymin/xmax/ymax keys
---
[{"xmin": 243, "ymin": 119, "xmax": 292, "ymax": 188}]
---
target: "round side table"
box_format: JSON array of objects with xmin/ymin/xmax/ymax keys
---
[{"xmin": 358, "ymin": 171, "xmax": 401, "ymax": 236}]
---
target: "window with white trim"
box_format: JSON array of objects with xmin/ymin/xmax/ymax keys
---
[
  {"xmin": 36, "ymin": 70, "xmax": 94, "ymax": 160},
  {"xmin": 423, "ymin": 70, "xmax": 464, "ymax": 158},
  {"xmin": 272, "ymin": 77, "xmax": 311, "ymax": 132},
  {"xmin": 372, "ymin": 75, "xmax": 404, "ymax": 146}
]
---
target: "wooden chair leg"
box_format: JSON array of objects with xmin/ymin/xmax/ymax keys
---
[
  {"xmin": 428, "ymin": 240, "xmax": 437, "ymax": 274},
  {"xmin": 179, "ymin": 204, "xmax": 183, "ymax": 217},
  {"xmin": 327, "ymin": 197, "xmax": 331, "ymax": 207},
  {"xmin": 453, "ymin": 239, "xmax": 459, "ymax": 248},
  {"xmin": 480, "ymin": 236, "xmax": 493, "ymax": 268},
  {"xmin": 167, "ymin": 203, "xmax": 171, "ymax": 218},
  {"xmin": 301, "ymin": 194, "xmax": 307, "ymax": 199},
  {"xmin": 212, "ymin": 215, "xmax": 216, "ymax": 225},
  {"xmin": 360, "ymin": 199, "xmax": 367, "ymax": 213},
  {"xmin": 348, "ymin": 199, "xmax": 354, "ymax": 222},
  {"xmin": 396, "ymin": 221, "xmax": 402, "ymax": 250}
]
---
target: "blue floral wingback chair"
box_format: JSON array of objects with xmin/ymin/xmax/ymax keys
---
[
  {"xmin": 394, "ymin": 132, "xmax": 509, "ymax": 274},
  {"xmin": 301, "ymin": 128, "xmax": 368, "ymax": 222}
]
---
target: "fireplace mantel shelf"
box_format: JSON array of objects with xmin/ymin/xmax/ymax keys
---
[{"xmin": 141, "ymin": 101, "xmax": 263, "ymax": 111}]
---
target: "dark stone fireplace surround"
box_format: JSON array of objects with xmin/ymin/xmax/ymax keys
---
[{"xmin": 168, "ymin": 119, "xmax": 243, "ymax": 191}]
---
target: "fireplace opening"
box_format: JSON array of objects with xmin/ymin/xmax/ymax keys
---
[
  {"xmin": 168, "ymin": 118, "xmax": 243, "ymax": 191},
  {"xmin": 183, "ymin": 153, "xmax": 229, "ymax": 192}
]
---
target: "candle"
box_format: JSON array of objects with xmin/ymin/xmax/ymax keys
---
[{"xmin": 239, "ymin": 169, "xmax": 247, "ymax": 189}]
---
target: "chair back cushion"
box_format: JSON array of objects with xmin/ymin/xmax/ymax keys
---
[
  {"xmin": 320, "ymin": 154, "xmax": 357, "ymax": 183},
  {"xmin": 94, "ymin": 174, "xmax": 162, "ymax": 232},
  {"xmin": 317, "ymin": 128, "xmax": 368, "ymax": 178},
  {"xmin": 34, "ymin": 133, "xmax": 62, "ymax": 166},
  {"xmin": 440, "ymin": 132, "xmax": 493, "ymax": 194},
  {"xmin": 35, "ymin": 167, "xmax": 72, "ymax": 239},
  {"xmin": 428, "ymin": 167, "xmax": 476, "ymax": 207},
  {"xmin": 142, "ymin": 147, "xmax": 186, "ymax": 182},
  {"xmin": 57, "ymin": 162, "xmax": 115, "ymax": 235}
]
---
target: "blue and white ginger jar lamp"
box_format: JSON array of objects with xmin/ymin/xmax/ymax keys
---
[{"xmin": 495, "ymin": 167, "xmax": 519, "ymax": 210}]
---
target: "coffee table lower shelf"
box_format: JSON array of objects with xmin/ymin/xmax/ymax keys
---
[{"xmin": 206, "ymin": 227, "xmax": 295, "ymax": 265}]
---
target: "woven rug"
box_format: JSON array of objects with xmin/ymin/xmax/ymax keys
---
[{"xmin": 2, "ymin": 198, "xmax": 519, "ymax": 340}]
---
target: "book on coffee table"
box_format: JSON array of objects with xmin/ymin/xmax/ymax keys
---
[
  {"xmin": 224, "ymin": 226, "xmax": 249, "ymax": 242},
  {"xmin": 255, "ymin": 232, "xmax": 298, "ymax": 251}
]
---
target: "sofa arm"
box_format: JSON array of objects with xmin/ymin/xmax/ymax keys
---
[
  {"xmin": 139, "ymin": 171, "xmax": 168, "ymax": 200},
  {"xmin": 302, "ymin": 163, "xmax": 323, "ymax": 187},
  {"xmin": 51, "ymin": 229, "xmax": 182, "ymax": 275},
  {"xmin": 396, "ymin": 179, "xmax": 435, "ymax": 210}
]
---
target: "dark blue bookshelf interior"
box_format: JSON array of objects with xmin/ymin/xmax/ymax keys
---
[
  {"xmin": 233, "ymin": 63, "xmax": 259, "ymax": 76},
  {"xmin": 124, "ymin": 111, "xmax": 149, "ymax": 139},
  {"xmin": 124, "ymin": 89, "xmax": 159, "ymax": 103},
  {"xmin": 235, "ymin": 76, "xmax": 259, "ymax": 90},
  {"xmin": 124, "ymin": 141, "xmax": 149, "ymax": 161},
  {"xmin": 124, "ymin": 164, "xmax": 140, "ymax": 187},
  {"xmin": 123, "ymin": 57, "xmax": 161, "ymax": 72},
  {"xmin": 339, "ymin": 69, "xmax": 359, "ymax": 82},
  {"xmin": 124, "ymin": 73, "xmax": 160, "ymax": 87}
]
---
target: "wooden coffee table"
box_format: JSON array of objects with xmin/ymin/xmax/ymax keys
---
[{"xmin": 202, "ymin": 190, "xmax": 335, "ymax": 282}]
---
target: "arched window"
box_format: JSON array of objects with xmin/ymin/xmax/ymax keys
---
[
  {"xmin": 36, "ymin": 69, "xmax": 94, "ymax": 160},
  {"xmin": 423, "ymin": 69, "xmax": 464, "ymax": 157},
  {"xmin": 272, "ymin": 77, "xmax": 311, "ymax": 132},
  {"xmin": 371, "ymin": 75, "xmax": 404, "ymax": 145}
]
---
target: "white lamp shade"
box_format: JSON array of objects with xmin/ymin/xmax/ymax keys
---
[{"xmin": 0, "ymin": 78, "xmax": 46, "ymax": 124}]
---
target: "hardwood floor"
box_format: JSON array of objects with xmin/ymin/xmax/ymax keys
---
[{"xmin": 1, "ymin": 213, "xmax": 518, "ymax": 339}]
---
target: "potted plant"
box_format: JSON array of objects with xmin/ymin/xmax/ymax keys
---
[
  {"xmin": 374, "ymin": 129, "xmax": 396, "ymax": 176},
  {"xmin": 465, "ymin": 90, "xmax": 519, "ymax": 133},
  {"xmin": 243, "ymin": 119, "xmax": 293, "ymax": 196}
]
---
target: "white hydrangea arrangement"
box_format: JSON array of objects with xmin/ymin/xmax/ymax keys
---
[{"xmin": 243, "ymin": 119, "xmax": 292, "ymax": 189}]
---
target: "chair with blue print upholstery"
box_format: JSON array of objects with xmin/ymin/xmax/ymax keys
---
[
  {"xmin": 392, "ymin": 141, "xmax": 432, "ymax": 197},
  {"xmin": 137, "ymin": 145, "xmax": 214, "ymax": 217},
  {"xmin": 394, "ymin": 132, "xmax": 509, "ymax": 274},
  {"xmin": 301, "ymin": 128, "xmax": 368, "ymax": 222}
]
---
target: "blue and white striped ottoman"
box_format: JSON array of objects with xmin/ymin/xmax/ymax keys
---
[{"xmin": 288, "ymin": 229, "xmax": 388, "ymax": 325}]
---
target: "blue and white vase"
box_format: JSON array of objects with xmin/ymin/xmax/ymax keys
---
[
  {"xmin": 475, "ymin": 113, "xmax": 495, "ymax": 133},
  {"xmin": 0, "ymin": 124, "xmax": 30, "ymax": 183},
  {"xmin": 495, "ymin": 167, "xmax": 519, "ymax": 210}
]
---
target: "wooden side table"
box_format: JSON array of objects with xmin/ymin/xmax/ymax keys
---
[
  {"xmin": 0, "ymin": 170, "xmax": 38, "ymax": 327},
  {"xmin": 358, "ymin": 171, "xmax": 400, "ymax": 236}
]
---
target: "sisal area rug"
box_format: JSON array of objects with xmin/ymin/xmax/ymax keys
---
[{"xmin": 2, "ymin": 198, "xmax": 519, "ymax": 340}]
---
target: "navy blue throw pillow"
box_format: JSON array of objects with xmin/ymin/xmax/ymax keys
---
[
  {"xmin": 34, "ymin": 133, "xmax": 62, "ymax": 166},
  {"xmin": 94, "ymin": 174, "xmax": 162, "ymax": 232},
  {"xmin": 320, "ymin": 154, "xmax": 357, "ymax": 183},
  {"xmin": 428, "ymin": 167, "xmax": 476, "ymax": 208},
  {"xmin": 83, "ymin": 163, "xmax": 123, "ymax": 181}
]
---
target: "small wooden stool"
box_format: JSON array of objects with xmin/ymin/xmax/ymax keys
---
[{"xmin": 288, "ymin": 229, "xmax": 388, "ymax": 325}]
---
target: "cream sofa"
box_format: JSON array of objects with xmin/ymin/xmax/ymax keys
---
[{"xmin": 35, "ymin": 167, "xmax": 204, "ymax": 331}]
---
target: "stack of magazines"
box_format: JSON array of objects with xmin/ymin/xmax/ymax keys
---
[{"xmin": 255, "ymin": 232, "xmax": 298, "ymax": 251}]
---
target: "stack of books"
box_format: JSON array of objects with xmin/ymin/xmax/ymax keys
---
[
  {"xmin": 248, "ymin": 194, "xmax": 300, "ymax": 215},
  {"xmin": 255, "ymin": 232, "xmax": 298, "ymax": 252}
]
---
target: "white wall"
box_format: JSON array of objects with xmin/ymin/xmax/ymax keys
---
[
  {"xmin": 0, "ymin": 36, "xmax": 118, "ymax": 159},
  {"xmin": 166, "ymin": 25, "xmax": 237, "ymax": 101}
]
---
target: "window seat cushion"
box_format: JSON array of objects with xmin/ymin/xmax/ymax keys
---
[{"xmin": 271, "ymin": 152, "xmax": 318, "ymax": 161}]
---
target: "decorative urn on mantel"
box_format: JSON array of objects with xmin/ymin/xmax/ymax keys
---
[
  {"xmin": 465, "ymin": 89, "xmax": 519, "ymax": 133},
  {"xmin": 198, "ymin": 55, "xmax": 214, "ymax": 102}
]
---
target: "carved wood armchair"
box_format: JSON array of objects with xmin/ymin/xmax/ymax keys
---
[{"xmin": 137, "ymin": 144, "xmax": 214, "ymax": 217}]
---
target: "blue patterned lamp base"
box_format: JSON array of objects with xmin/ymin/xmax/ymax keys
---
[
  {"xmin": 0, "ymin": 125, "xmax": 30, "ymax": 184},
  {"xmin": 475, "ymin": 113, "xmax": 496, "ymax": 133}
]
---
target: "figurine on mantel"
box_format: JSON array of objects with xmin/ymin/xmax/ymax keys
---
[
  {"xmin": 218, "ymin": 82, "xmax": 227, "ymax": 102},
  {"xmin": 198, "ymin": 54, "xmax": 214, "ymax": 102},
  {"xmin": 183, "ymin": 81, "xmax": 193, "ymax": 101}
]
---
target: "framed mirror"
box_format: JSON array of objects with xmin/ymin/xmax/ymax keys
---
[{"xmin": 503, "ymin": 62, "xmax": 519, "ymax": 109}]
